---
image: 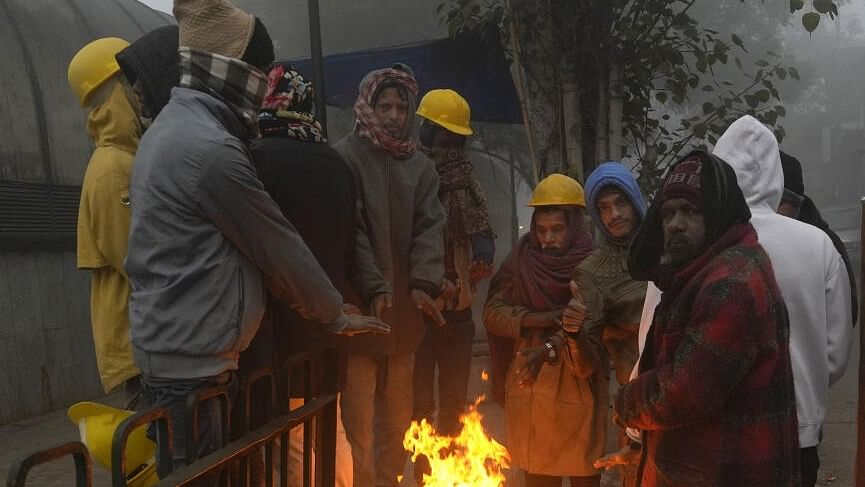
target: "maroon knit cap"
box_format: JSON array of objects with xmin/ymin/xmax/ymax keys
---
[{"xmin": 662, "ymin": 156, "xmax": 702, "ymax": 206}]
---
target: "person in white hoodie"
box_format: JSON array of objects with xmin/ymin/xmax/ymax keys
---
[{"xmin": 712, "ymin": 115, "xmax": 852, "ymax": 487}]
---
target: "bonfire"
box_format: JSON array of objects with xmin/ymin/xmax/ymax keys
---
[{"xmin": 403, "ymin": 372, "xmax": 510, "ymax": 487}]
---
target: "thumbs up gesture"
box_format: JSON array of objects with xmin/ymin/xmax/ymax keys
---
[{"xmin": 562, "ymin": 280, "xmax": 587, "ymax": 335}]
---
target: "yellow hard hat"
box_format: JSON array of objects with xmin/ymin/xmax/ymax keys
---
[
  {"xmin": 416, "ymin": 89, "xmax": 474, "ymax": 136},
  {"xmin": 67, "ymin": 37, "xmax": 129, "ymax": 107},
  {"xmin": 528, "ymin": 173, "xmax": 586, "ymax": 207},
  {"xmin": 68, "ymin": 402, "xmax": 159, "ymax": 487}
]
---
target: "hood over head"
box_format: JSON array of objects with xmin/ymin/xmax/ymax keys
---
[
  {"xmin": 116, "ymin": 25, "xmax": 179, "ymax": 119},
  {"xmin": 779, "ymin": 150, "xmax": 806, "ymax": 206},
  {"xmin": 356, "ymin": 64, "xmax": 419, "ymax": 138},
  {"xmin": 86, "ymin": 78, "xmax": 141, "ymax": 153},
  {"xmin": 585, "ymin": 161, "xmax": 646, "ymax": 241},
  {"xmin": 712, "ymin": 115, "xmax": 784, "ymax": 212},
  {"xmin": 352, "ymin": 64, "xmax": 419, "ymax": 158},
  {"xmin": 628, "ymin": 150, "xmax": 750, "ymax": 282}
]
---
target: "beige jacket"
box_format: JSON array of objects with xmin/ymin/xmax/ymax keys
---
[{"xmin": 483, "ymin": 265, "xmax": 608, "ymax": 476}]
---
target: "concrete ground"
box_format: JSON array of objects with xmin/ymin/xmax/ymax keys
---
[{"xmin": 0, "ymin": 336, "xmax": 860, "ymax": 486}]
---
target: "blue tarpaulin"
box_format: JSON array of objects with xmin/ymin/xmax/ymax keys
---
[{"xmin": 288, "ymin": 29, "xmax": 522, "ymax": 124}]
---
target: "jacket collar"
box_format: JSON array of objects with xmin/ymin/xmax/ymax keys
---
[{"xmin": 171, "ymin": 87, "xmax": 250, "ymax": 140}]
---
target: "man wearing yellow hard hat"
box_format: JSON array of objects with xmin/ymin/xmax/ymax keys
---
[
  {"xmin": 67, "ymin": 37, "xmax": 142, "ymax": 397},
  {"xmin": 411, "ymin": 89, "xmax": 496, "ymax": 481},
  {"xmin": 483, "ymin": 174, "xmax": 608, "ymax": 487}
]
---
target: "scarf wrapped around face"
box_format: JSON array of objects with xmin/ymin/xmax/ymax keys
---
[
  {"xmin": 420, "ymin": 143, "xmax": 493, "ymax": 243},
  {"xmin": 179, "ymin": 47, "xmax": 266, "ymax": 138},
  {"xmin": 352, "ymin": 68, "xmax": 418, "ymax": 159},
  {"xmin": 506, "ymin": 208, "xmax": 594, "ymax": 311},
  {"xmin": 259, "ymin": 64, "xmax": 326, "ymax": 143}
]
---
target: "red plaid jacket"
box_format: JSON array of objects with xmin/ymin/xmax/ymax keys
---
[{"xmin": 616, "ymin": 223, "xmax": 800, "ymax": 487}]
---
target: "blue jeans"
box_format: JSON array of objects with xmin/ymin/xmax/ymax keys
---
[{"xmin": 139, "ymin": 372, "xmax": 238, "ymax": 470}]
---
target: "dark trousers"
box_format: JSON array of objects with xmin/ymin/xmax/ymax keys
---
[
  {"xmin": 523, "ymin": 472, "xmax": 602, "ymax": 487},
  {"xmin": 139, "ymin": 372, "xmax": 238, "ymax": 470},
  {"xmin": 801, "ymin": 446, "xmax": 820, "ymax": 487},
  {"xmin": 412, "ymin": 309, "xmax": 476, "ymax": 436}
]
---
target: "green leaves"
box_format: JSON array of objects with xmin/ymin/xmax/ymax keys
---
[
  {"xmin": 755, "ymin": 89, "xmax": 770, "ymax": 102},
  {"xmin": 790, "ymin": 0, "xmax": 805, "ymax": 13},
  {"xmin": 813, "ymin": 0, "xmax": 834, "ymax": 14},
  {"xmin": 802, "ymin": 12, "xmax": 821, "ymax": 33}
]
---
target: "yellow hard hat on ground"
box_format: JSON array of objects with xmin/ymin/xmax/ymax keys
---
[
  {"xmin": 68, "ymin": 402, "xmax": 158, "ymax": 487},
  {"xmin": 416, "ymin": 88, "xmax": 474, "ymax": 136},
  {"xmin": 528, "ymin": 173, "xmax": 586, "ymax": 207},
  {"xmin": 67, "ymin": 37, "xmax": 129, "ymax": 107}
]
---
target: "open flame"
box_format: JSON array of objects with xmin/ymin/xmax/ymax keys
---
[{"xmin": 403, "ymin": 392, "xmax": 510, "ymax": 486}]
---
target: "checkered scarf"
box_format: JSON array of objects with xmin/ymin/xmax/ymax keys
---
[
  {"xmin": 352, "ymin": 68, "xmax": 418, "ymax": 159},
  {"xmin": 178, "ymin": 47, "xmax": 267, "ymax": 138}
]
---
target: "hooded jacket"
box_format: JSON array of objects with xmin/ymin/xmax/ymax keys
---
[
  {"xmin": 77, "ymin": 80, "xmax": 141, "ymax": 392},
  {"xmin": 713, "ymin": 115, "xmax": 853, "ymax": 448},
  {"xmin": 334, "ymin": 68, "xmax": 446, "ymax": 355},
  {"xmin": 127, "ymin": 87, "xmax": 348, "ymax": 379},
  {"xmin": 780, "ymin": 151, "xmax": 858, "ymax": 325},
  {"xmin": 574, "ymin": 162, "xmax": 648, "ymax": 385},
  {"xmin": 116, "ymin": 25, "xmax": 179, "ymax": 119},
  {"xmin": 621, "ymin": 151, "xmax": 799, "ymax": 486}
]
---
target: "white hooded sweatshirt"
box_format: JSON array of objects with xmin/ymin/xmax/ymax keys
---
[{"xmin": 713, "ymin": 115, "xmax": 852, "ymax": 447}]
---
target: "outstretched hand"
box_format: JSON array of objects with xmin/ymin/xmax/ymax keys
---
[
  {"xmin": 371, "ymin": 293, "xmax": 393, "ymax": 320},
  {"xmin": 593, "ymin": 444, "xmax": 641, "ymax": 471},
  {"xmin": 328, "ymin": 314, "xmax": 391, "ymax": 337},
  {"xmin": 412, "ymin": 289, "xmax": 446, "ymax": 326},
  {"xmin": 515, "ymin": 345, "xmax": 546, "ymax": 387}
]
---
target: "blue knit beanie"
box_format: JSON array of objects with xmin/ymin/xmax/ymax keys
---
[{"xmin": 585, "ymin": 161, "xmax": 646, "ymax": 240}]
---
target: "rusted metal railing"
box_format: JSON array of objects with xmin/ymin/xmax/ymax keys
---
[
  {"xmin": 5, "ymin": 441, "xmax": 92, "ymax": 487},
  {"xmin": 4, "ymin": 349, "xmax": 339, "ymax": 487}
]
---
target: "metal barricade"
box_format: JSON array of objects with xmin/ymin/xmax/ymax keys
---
[
  {"xmin": 111, "ymin": 406, "xmax": 174, "ymax": 486},
  {"xmin": 152, "ymin": 349, "xmax": 338, "ymax": 487},
  {"xmin": 5, "ymin": 441, "xmax": 92, "ymax": 487},
  {"xmin": 3, "ymin": 349, "xmax": 338, "ymax": 487}
]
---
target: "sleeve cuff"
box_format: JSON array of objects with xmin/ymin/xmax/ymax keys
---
[
  {"xmin": 409, "ymin": 279, "xmax": 441, "ymax": 299},
  {"xmin": 471, "ymin": 234, "xmax": 496, "ymax": 264}
]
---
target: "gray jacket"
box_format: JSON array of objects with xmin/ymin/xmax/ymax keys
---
[
  {"xmin": 335, "ymin": 132, "xmax": 445, "ymax": 354},
  {"xmin": 127, "ymin": 87, "xmax": 346, "ymax": 379}
]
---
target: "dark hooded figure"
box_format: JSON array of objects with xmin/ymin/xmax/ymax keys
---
[
  {"xmin": 618, "ymin": 151, "xmax": 800, "ymax": 487},
  {"xmin": 779, "ymin": 150, "xmax": 858, "ymax": 326},
  {"xmin": 116, "ymin": 25, "xmax": 180, "ymax": 122}
]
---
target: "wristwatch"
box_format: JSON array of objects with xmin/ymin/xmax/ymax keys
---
[{"xmin": 543, "ymin": 339, "xmax": 557, "ymax": 363}]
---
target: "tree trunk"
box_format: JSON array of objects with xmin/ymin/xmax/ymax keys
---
[
  {"xmin": 561, "ymin": 63, "xmax": 583, "ymax": 180},
  {"xmin": 506, "ymin": 0, "xmax": 564, "ymax": 179},
  {"xmin": 595, "ymin": 62, "xmax": 610, "ymax": 165},
  {"xmin": 504, "ymin": 0, "xmax": 542, "ymax": 180},
  {"xmin": 608, "ymin": 60, "xmax": 624, "ymax": 162}
]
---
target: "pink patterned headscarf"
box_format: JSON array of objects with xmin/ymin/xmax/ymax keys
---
[{"xmin": 352, "ymin": 67, "xmax": 418, "ymax": 160}]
